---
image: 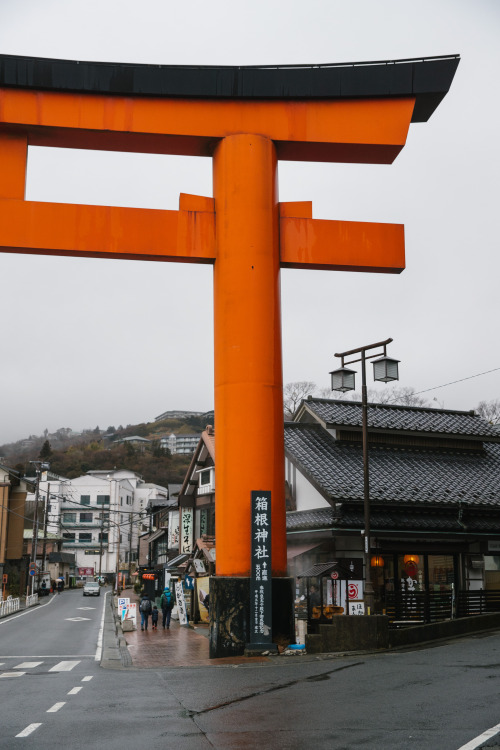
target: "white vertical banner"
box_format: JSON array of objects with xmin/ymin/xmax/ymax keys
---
[
  {"xmin": 175, "ymin": 580, "xmax": 188, "ymax": 625},
  {"xmin": 180, "ymin": 507, "xmax": 194, "ymax": 554},
  {"xmin": 168, "ymin": 510, "xmax": 180, "ymax": 549}
]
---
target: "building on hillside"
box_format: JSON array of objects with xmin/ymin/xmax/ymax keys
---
[
  {"xmin": 286, "ymin": 398, "xmax": 500, "ymax": 623},
  {"xmin": 160, "ymin": 433, "xmax": 201, "ymax": 455},
  {"xmin": 155, "ymin": 410, "xmax": 203, "ymax": 422},
  {"xmin": 111, "ymin": 435, "xmax": 151, "ymax": 452}
]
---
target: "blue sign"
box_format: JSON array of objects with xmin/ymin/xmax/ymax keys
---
[
  {"xmin": 184, "ymin": 575, "xmax": 195, "ymax": 590},
  {"xmin": 29, "ymin": 569, "xmax": 35, "ymax": 576}
]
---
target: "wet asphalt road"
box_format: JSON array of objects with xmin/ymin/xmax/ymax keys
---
[{"xmin": 1, "ymin": 589, "xmax": 500, "ymax": 749}]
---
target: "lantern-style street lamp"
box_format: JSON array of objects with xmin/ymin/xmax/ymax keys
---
[{"xmin": 330, "ymin": 338, "xmax": 399, "ymax": 615}]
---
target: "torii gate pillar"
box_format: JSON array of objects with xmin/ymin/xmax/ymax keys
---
[
  {"xmin": 213, "ymin": 134, "xmax": 285, "ymax": 578},
  {"xmin": 0, "ymin": 54, "xmax": 459, "ymax": 657}
]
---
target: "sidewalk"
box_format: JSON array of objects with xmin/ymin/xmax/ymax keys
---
[{"xmin": 115, "ymin": 588, "xmax": 271, "ymax": 668}]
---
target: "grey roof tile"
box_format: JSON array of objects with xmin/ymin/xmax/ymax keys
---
[
  {"xmin": 302, "ymin": 398, "xmax": 500, "ymax": 439},
  {"xmin": 284, "ymin": 423, "xmax": 500, "ymax": 508}
]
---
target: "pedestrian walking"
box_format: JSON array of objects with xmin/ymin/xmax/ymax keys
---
[
  {"xmin": 160, "ymin": 586, "xmax": 174, "ymax": 629},
  {"xmin": 140, "ymin": 594, "xmax": 152, "ymax": 630},
  {"xmin": 151, "ymin": 605, "xmax": 159, "ymax": 630},
  {"xmin": 57, "ymin": 578, "xmax": 64, "ymax": 594}
]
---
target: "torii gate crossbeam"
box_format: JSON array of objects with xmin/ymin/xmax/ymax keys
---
[{"xmin": 0, "ymin": 53, "xmax": 459, "ymax": 656}]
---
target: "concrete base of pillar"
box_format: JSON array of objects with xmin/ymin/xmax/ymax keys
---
[{"xmin": 209, "ymin": 576, "xmax": 294, "ymax": 658}]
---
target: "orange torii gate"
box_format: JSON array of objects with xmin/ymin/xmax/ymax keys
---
[{"xmin": 0, "ymin": 54, "xmax": 458, "ymax": 655}]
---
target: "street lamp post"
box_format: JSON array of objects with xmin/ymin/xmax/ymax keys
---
[{"xmin": 330, "ymin": 338, "xmax": 399, "ymax": 615}]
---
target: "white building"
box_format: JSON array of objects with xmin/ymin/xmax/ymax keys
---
[
  {"xmin": 56, "ymin": 469, "xmax": 168, "ymax": 583},
  {"xmin": 160, "ymin": 433, "xmax": 201, "ymax": 455}
]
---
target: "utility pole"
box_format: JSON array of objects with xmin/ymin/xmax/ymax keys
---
[
  {"xmin": 29, "ymin": 461, "xmax": 50, "ymax": 596},
  {"xmin": 41, "ymin": 482, "xmax": 50, "ymax": 574},
  {"xmin": 30, "ymin": 465, "xmax": 41, "ymax": 596},
  {"xmin": 98, "ymin": 511, "xmax": 104, "ymax": 578},
  {"xmin": 128, "ymin": 515, "xmax": 133, "ymax": 585}
]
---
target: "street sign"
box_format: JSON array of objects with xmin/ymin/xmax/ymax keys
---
[{"xmin": 29, "ymin": 569, "xmax": 35, "ymax": 576}]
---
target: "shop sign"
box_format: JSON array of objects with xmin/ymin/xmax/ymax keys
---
[
  {"xmin": 142, "ymin": 572, "xmax": 155, "ymax": 581},
  {"xmin": 78, "ymin": 567, "xmax": 94, "ymax": 576},
  {"xmin": 250, "ymin": 490, "xmax": 272, "ymax": 645},
  {"xmin": 120, "ymin": 602, "xmax": 136, "ymax": 625},
  {"xmin": 168, "ymin": 510, "xmax": 179, "ymax": 548},
  {"xmin": 180, "ymin": 507, "xmax": 194, "ymax": 554},
  {"xmin": 488, "ymin": 541, "xmax": 500, "ymax": 552},
  {"xmin": 193, "ymin": 559, "xmax": 206, "ymax": 574},
  {"xmin": 348, "ymin": 601, "xmax": 365, "ymax": 616},
  {"xmin": 348, "ymin": 582, "xmax": 363, "ymax": 600}
]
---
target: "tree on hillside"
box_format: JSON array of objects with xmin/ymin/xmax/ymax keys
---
[
  {"xmin": 39, "ymin": 440, "xmax": 52, "ymax": 460},
  {"xmin": 476, "ymin": 399, "xmax": 500, "ymax": 424}
]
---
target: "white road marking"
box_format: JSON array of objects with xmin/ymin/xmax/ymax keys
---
[
  {"xmin": 15, "ymin": 723, "xmax": 42, "ymax": 737},
  {"xmin": 82, "ymin": 676, "xmax": 93, "ymax": 682},
  {"xmin": 14, "ymin": 661, "xmax": 43, "ymax": 669},
  {"xmin": 48, "ymin": 660, "xmax": 80, "ymax": 672},
  {"xmin": 457, "ymin": 722, "xmax": 500, "ymax": 750},
  {"xmin": 65, "ymin": 617, "xmax": 91, "ymax": 621},
  {"xmin": 67, "ymin": 686, "xmax": 82, "ymax": 695},
  {"xmin": 95, "ymin": 591, "xmax": 109, "ymax": 661},
  {"xmin": 77, "ymin": 607, "xmax": 96, "ymax": 610},
  {"xmin": 0, "ymin": 671, "xmax": 25, "ymax": 678},
  {"xmin": 46, "ymin": 702, "xmax": 66, "ymax": 713}
]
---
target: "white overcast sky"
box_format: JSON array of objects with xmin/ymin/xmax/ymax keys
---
[{"xmin": 0, "ymin": 0, "xmax": 499, "ymax": 444}]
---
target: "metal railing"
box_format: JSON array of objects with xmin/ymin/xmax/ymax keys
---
[
  {"xmin": 0, "ymin": 596, "xmax": 20, "ymax": 618},
  {"xmin": 26, "ymin": 593, "xmax": 39, "ymax": 608}
]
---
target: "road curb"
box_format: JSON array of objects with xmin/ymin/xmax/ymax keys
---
[{"xmin": 100, "ymin": 593, "xmax": 132, "ymax": 669}]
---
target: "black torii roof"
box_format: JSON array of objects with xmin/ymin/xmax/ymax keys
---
[{"xmin": 0, "ymin": 54, "xmax": 459, "ymax": 122}]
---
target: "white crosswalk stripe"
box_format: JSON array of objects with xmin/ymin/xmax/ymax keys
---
[
  {"xmin": 0, "ymin": 658, "xmax": 82, "ymax": 678},
  {"xmin": 48, "ymin": 660, "xmax": 81, "ymax": 672}
]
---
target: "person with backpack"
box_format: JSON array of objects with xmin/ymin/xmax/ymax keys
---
[
  {"xmin": 140, "ymin": 593, "xmax": 152, "ymax": 631},
  {"xmin": 160, "ymin": 586, "xmax": 174, "ymax": 629}
]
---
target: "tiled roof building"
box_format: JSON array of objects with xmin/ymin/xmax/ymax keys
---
[{"xmin": 285, "ymin": 398, "xmax": 500, "ymax": 620}]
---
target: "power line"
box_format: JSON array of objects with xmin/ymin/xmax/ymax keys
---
[{"xmin": 412, "ymin": 366, "xmax": 500, "ymax": 397}]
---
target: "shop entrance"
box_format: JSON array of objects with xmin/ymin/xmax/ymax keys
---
[{"xmin": 371, "ymin": 552, "xmax": 457, "ymax": 623}]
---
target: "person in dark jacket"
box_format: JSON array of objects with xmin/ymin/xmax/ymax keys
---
[
  {"xmin": 160, "ymin": 587, "xmax": 174, "ymax": 629},
  {"xmin": 140, "ymin": 594, "xmax": 152, "ymax": 630}
]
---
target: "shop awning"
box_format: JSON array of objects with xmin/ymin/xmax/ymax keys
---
[
  {"xmin": 146, "ymin": 528, "xmax": 167, "ymax": 544},
  {"xmin": 297, "ymin": 562, "xmax": 338, "ymax": 579}
]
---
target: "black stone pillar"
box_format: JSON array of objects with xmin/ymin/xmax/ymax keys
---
[{"xmin": 209, "ymin": 576, "xmax": 294, "ymax": 658}]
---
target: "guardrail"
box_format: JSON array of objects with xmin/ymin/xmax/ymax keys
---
[
  {"xmin": 0, "ymin": 596, "xmax": 20, "ymax": 618},
  {"xmin": 26, "ymin": 593, "xmax": 39, "ymax": 608}
]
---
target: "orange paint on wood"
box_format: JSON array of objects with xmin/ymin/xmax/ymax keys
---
[
  {"xmin": 280, "ymin": 216, "xmax": 405, "ymax": 273},
  {"xmin": 0, "ymin": 133, "xmax": 27, "ymax": 199},
  {"xmin": 0, "ymin": 199, "xmax": 216, "ymax": 262},
  {"xmin": 0, "ymin": 89, "xmax": 415, "ymax": 163},
  {"xmin": 213, "ymin": 134, "xmax": 287, "ymax": 577}
]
